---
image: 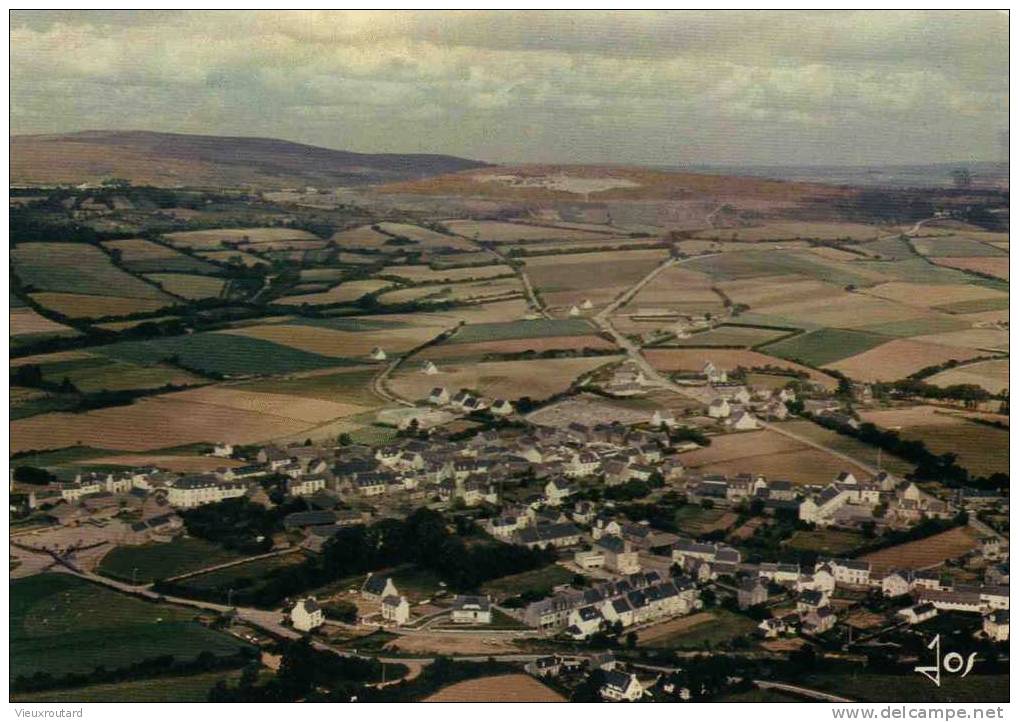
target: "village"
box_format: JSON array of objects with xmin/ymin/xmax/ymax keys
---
[{"xmin": 10, "ymin": 353, "xmax": 1010, "ymax": 703}]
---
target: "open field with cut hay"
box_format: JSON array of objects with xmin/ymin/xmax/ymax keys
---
[
  {"xmin": 330, "ymin": 225, "xmax": 396, "ymax": 249},
  {"xmin": 685, "ymin": 249, "xmax": 887, "ymax": 287},
  {"xmin": 911, "ymin": 236, "xmax": 1009, "ymax": 257},
  {"xmin": 10, "ymin": 391, "xmax": 330, "ymax": 453},
  {"xmin": 389, "ymin": 355, "xmax": 622, "ymax": 403},
  {"xmin": 680, "ymin": 429, "xmax": 872, "ymax": 484},
  {"xmin": 775, "ymin": 420, "xmax": 913, "ymax": 476},
  {"xmin": 860, "ymin": 281, "xmax": 1007, "ymax": 309},
  {"xmin": 377, "ymin": 277, "xmax": 523, "ymax": 305},
  {"xmin": 376, "ymin": 222, "xmax": 479, "ymax": 250},
  {"xmin": 167, "ymin": 386, "xmax": 368, "ymax": 423},
  {"xmin": 220, "ymin": 321, "xmax": 447, "ymax": 359},
  {"xmin": 716, "ymin": 275, "xmax": 845, "ymax": 309},
  {"xmin": 424, "ymin": 674, "xmax": 565, "ymax": 702},
  {"xmin": 908, "ymin": 328, "xmax": 1007, "ymax": 352},
  {"xmin": 858, "ymin": 526, "xmax": 981, "ymax": 574},
  {"xmin": 857, "ymin": 405, "xmax": 1009, "ymax": 476},
  {"xmin": 643, "ymin": 347, "xmax": 837, "ymax": 389},
  {"xmin": 826, "ymin": 339, "xmax": 988, "ymax": 382},
  {"xmin": 13, "ymin": 242, "xmax": 175, "ymax": 301},
  {"xmin": 930, "ymin": 256, "xmax": 1009, "ymax": 281},
  {"xmin": 444, "ymin": 219, "xmax": 610, "ymax": 243},
  {"xmin": 11, "ymin": 307, "xmax": 78, "ymax": 337},
  {"xmin": 276, "ymin": 279, "xmax": 392, "ymax": 305},
  {"xmin": 621, "ymin": 264, "xmax": 719, "ymax": 309},
  {"xmin": 163, "ymin": 227, "xmax": 319, "ymax": 248},
  {"xmin": 926, "ymin": 358, "xmax": 1009, "ymax": 394},
  {"xmin": 103, "ymin": 238, "xmax": 221, "ymax": 274},
  {"xmin": 669, "ymin": 324, "xmax": 792, "ymax": 348},
  {"xmin": 380, "ymin": 263, "xmax": 513, "ymax": 283},
  {"xmin": 145, "ymin": 273, "xmax": 227, "ymax": 299},
  {"xmin": 754, "ymin": 292, "xmax": 940, "ymax": 329},
  {"xmin": 30, "ymin": 292, "xmax": 173, "ymax": 319}
]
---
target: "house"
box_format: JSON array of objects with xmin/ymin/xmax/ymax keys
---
[
  {"xmin": 758, "ymin": 615, "xmax": 796, "ymax": 638},
  {"xmin": 802, "ymin": 606, "xmax": 837, "ymax": 634},
  {"xmin": 382, "ymin": 595, "xmax": 411, "ymax": 626},
  {"xmin": 287, "ymin": 475, "xmax": 326, "ymax": 497},
  {"xmin": 707, "ymin": 398, "xmax": 731, "ymax": 419},
  {"xmin": 544, "ymin": 478, "xmax": 575, "ymax": 506},
  {"xmin": 450, "ymin": 595, "xmax": 492, "ymax": 624},
  {"xmin": 595, "ymin": 536, "xmax": 641, "ymax": 575},
  {"xmin": 515, "ymin": 523, "xmax": 582, "ymax": 549},
  {"xmin": 212, "ymin": 442, "xmax": 234, "ymax": 458},
  {"xmin": 428, "ymin": 387, "xmax": 450, "ymax": 405},
  {"xmin": 797, "ymin": 589, "xmax": 828, "ymax": 613},
  {"xmin": 738, "ymin": 578, "xmax": 768, "ymax": 609},
  {"xmin": 600, "ymin": 670, "xmax": 644, "ymax": 702},
  {"xmin": 491, "ymin": 399, "xmax": 514, "ymax": 416},
  {"xmin": 291, "ymin": 598, "xmax": 324, "ymax": 632},
  {"xmin": 702, "ymin": 361, "xmax": 727, "ymax": 384},
  {"xmin": 983, "ymin": 610, "xmax": 1009, "ymax": 642},
  {"xmin": 897, "ymin": 602, "xmax": 938, "ymax": 625},
  {"xmin": 362, "ymin": 574, "xmax": 399, "ymax": 600},
  {"xmin": 422, "ymin": 361, "xmax": 439, "ymax": 375},
  {"xmin": 728, "ymin": 410, "xmax": 759, "ymax": 431},
  {"xmin": 166, "ymin": 475, "xmax": 246, "ymax": 508},
  {"xmin": 566, "ymin": 605, "xmax": 604, "ymax": 639},
  {"xmin": 525, "ymin": 656, "xmax": 564, "ymax": 678},
  {"xmin": 370, "ymin": 346, "xmax": 387, "ymax": 361}
]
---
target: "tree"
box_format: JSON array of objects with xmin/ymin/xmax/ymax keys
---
[{"xmin": 13, "ymin": 466, "xmax": 55, "ymax": 485}]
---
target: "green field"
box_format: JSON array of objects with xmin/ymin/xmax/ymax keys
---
[
  {"xmin": 145, "ymin": 273, "xmax": 227, "ymax": 300},
  {"xmin": 481, "ymin": 564, "xmax": 575, "ymax": 600},
  {"xmin": 785, "ymin": 529, "xmax": 867, "ymax": 555},
  {"xmin": 33, "ymin": 355, "xmax": 201, "ymax": 393},
  {"xmin": 641, "ymin": 609, "xmax": 758, "ymax": 650},
  {"xmin": 852, "ymin": 258, "xmax": 981, "ymax": 285},
  {"xmin": 802, "ymin": 672, "xmax": 1009, "ymax": 703},
  {"xmin": 761, "ymin": 328, "xmax": 889, "ymax": 366},
  {"xmin": 12, "ymin": 242, "xmax": 173, "ymax": 300},
  {"xmin": 854, "ymin": 237, "xmax": 917, "ymax": 260},
  {"xmin": 450, "ymin": 319, "xmax": 595, "ymax": 344},
  {"xmin": 177, "ymin": 552, "xmax": 306, "ymax": 594},
  {"xmin": 912, "ymin": 236, "xmax": 1009, "ymax": 257},
  {"xmin": 894, "ymin": 421, "xmax": 1009, "ymax": 477},
  {"xmin": 776, "ymin": 420, "xmax": 913, "ymax": 476},
  {"xmin": 671, "ymin": 324, "xmax": 793, "ymax": 348},
  {"xmin": 854, "ymin": 316, "xmax": 972, "ymax": 338},
  {"xmin": 95, "ymin": 332, "xmax": 353, "ymax": 376},
  {"xmin": 685, "ymin": 251, "xmax": 879, "ymax": 287},
  {"xmin": 12, "ymin": 669, "xmax": 242, "ymax": 703},
  {"xmin": 933, "ymin": 297, "xmax": 1012, "ymax": 314},
  {"xmin": 98, "ymin": 538, "xmax": 246, "ymax": 584},
  {"xmin": 11, "ymin": 574, "xmax": 251, "ymax": 681},
  {"xmin": 235, "ymin": 367, "xmax": 382, "ymax": 406}
]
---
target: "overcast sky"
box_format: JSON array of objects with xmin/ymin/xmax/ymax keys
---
[{"xmin": 10, "ymin": 10, "xmax": 1009, "ymax": 166}]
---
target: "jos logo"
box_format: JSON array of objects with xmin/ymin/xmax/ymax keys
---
[{"xmin": 914, "ymin": 634, "xmax": 977, "ymax": 687}]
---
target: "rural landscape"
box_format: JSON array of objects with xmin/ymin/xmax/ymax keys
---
[{"xmin": 8, "ymin": 9, "xmax": 1009, "ymax": 709}]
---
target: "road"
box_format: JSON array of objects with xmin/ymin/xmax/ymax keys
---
[
  {"xmin": 161, "ymin": 547, "xmax": 302, "ymax": 584},
  {"xmin": 486, "ymin": 243, "xmax": 550, "ymax": 318},
  {"xmin": 755, "ymin": 680, "xmax": 853, "ymax": 703}
]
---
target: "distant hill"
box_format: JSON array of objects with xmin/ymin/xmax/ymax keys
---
[{"xmin": 10, "ymin": 130, "xmax": 487, "ymax": 188}]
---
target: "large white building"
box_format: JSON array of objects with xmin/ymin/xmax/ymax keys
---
[{"xmin": 166, "ymin": 475, "xmax": 247, "ymax": 508}]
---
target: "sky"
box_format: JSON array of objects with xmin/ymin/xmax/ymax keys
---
[{"xmin": 9, "ymin": 10, "xmax": 1009, "ymax": 166}]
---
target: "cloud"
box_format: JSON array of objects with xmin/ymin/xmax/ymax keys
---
[{"xmin": 9, "ymin": 10, "xmax": 1008, "ymax": 164}]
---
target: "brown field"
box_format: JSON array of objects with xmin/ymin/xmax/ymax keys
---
[
  {"xmin": 95, "ymin": 316, "xmax": 179, "ymax": 331},
  {"xmin": 30, "ymin": 293, "xmax": 172, "ymax": 319},
  {"xmin": 419, "ymin": 335, "xmax": 617, "ymax": 361},
  {"xmin": 424, "ymin": 674, "xmax": 565, "ymax": 703},
  {"xmin": 909, "ymin": 328, "xmax": 1007, "ymax": 352},
  {"xmin": 859, "ymin": 526, "xmax": 980, "ymax": 574},
  {"xmin": 330, "ymin": 225, "xmax": 396, "ymax": 249},
  {"xmin": 859, "ymin": 405, "xmax": 980, "ymax": 430},
  {"xmin": 377, "ymin": 277, "xmax": 523, "ymax": 306},
  {"xmin": 376, "ymin": 222, "xmax": 479, "ymax": 251},
  {"xmin": 926, "ymin": 359, "xmax": 1009, "ymax": 394},
  {"xmin": 636, "ymin": 611, "xmax": 715, "ymax": 644},
  {"xmin": 389, "ymin": 355, "xmax": 622, "ymax": 403},
  {"xmin": 680, "ymin": 430, "xmax": 871, "ymax": 483},
  {"xmin": 164, "ymin": 227, "xmax": 319, "ymax": 248},
  {"xmin": 11, "ymin": 307, "xmax": 77, "ymax": 336},
  {"xmin": 84, "ymin": 454, "xmax": 246, "ymax": 472},
  {"xmin": 525, "ymin": 248, "xmax": 670, "ymax": 312},
  {"xmin": 379, "ymin": 264, "xmax": 514, "ymax": 283},
  {"xmin": 444, "ymin": 219, "xmax": 609, "ymax": 243},
  {"xmin": 243, "ymin": 239, "xmax": 328, "ymax": 252},
  {"xmin": 275, "ymin": 279, "xmax": 393, "ymax": 306},
  {"xmin": 145, "ymin": 273, "xmax": 226, "ymax": 300},
  {"xmin": 167, "ymin": 386, "xmax": 367, "ymax": 423},
  {"xmin": 102, "ymin": 238, "xmax": 180, "ymax": 259},
  {"xmin": 692, "ymin": 221, "xmax": 886, "ymax": 242},
  {"xmin": 643, "ymin": 348, "xmax": 837, "ymax": 389},
  {"xmin": 717, "ymin": 275, "xmax": 845, "ymax": 309},
  {"xmin": 931, "ymin": 257, "xmax": 1010, "ymax": 281},
  {"xmin": 10, "ymin": 350, "xmax": 94, "ymax": 367},
  {"xmin": 861, "ymin": 282, "xmax": 1006, "ymax": 309},
  {"xmin": 624, "ymin": 265, "xmax": 720, "ymax": 309},
  {"xmin": 844, "ymin": 609, "xmax": 887, "ymax": 630},
  {"xmin": 10, "ymin": 395, "xmax": 320, "ymax": 453},
  {"xmin": 826, "ymin": 339, "xmax": 987, "ymax": 382},
  {"xmin": 220, "ymin": 322, "xmax": 448, "ymax": 358},
  {"xmin": 386, "ymin": 633, "xmax": 521, "ymax": 656}
]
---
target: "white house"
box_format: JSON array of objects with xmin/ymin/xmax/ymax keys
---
[
  {"xmin": 545, "ymin": 479, "xmax": 575, "ymax": 506},
  {"xmin": 600, "ymin": 670, "xmax": 644, "ymax": 702},
  {"xmin": 728, "ymin": 410, "xmax": 759, "ymax": 431},
  {"xmin": 422, "ymin": 361, "xmax": 439, "ymax": 375},
  {"xmin": 451, "ymin": 595, "xmax": 492, "ymax": 624},
  {"xmin": 291, "ymin": 598, "xmax": 324, "ymax": 632},
  {"xmin": 382, "ymin": 595, "xmax": 412, "ymax": 626},
  {"xmin": 984, "ymin": 610, "xmax": 1009, "ymax": 641},
  {"xmin": 897, "ymin": 602, "xmax": 938, "ymax": 625},
  {"xmin": 491, "ymin": 399, "xmax": 514, "ymax": 416},
  {"xmin": 428, "ymin": 387, "xmax": 450, "ymax": 405},
  {"xmin": 707, "ymin": 398, "xmax": 731, "ymax": 419},
  {"xmin": 212, "ymin": 442, "xmax": 234, "ymax": 458},
  {"xmin": 362, "ymin": 574, "xmax": 399, "ymax": 600},
  {"xmin": 370, "ymin": 346, "xmax": 387, "ymax": 361}
]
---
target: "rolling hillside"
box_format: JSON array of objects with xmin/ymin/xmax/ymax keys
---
[{"xmin": 10, "ymin": 130, "xmax": 487, "ymax": 188}]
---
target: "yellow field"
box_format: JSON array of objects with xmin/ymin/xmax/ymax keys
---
[
  {"xmin": 755, "ymin": 292, "xmax": 929, "ymax": 328},
  {"xmin": 31, "ymin": 293, "xmax": 172, "ymax": 319},
  {"xmin": 379, "ymin": 264, "xmax": 514, "ymax": 283},
  {"xmin": 717, "ymin": 274, "xmax": 845, "ymax": 308},
  {"xmin": 330, "ymin": 225, "xmax": 394, "ymax": 249},
  {"xmin": 860, "ymin": 527, "xmax": 980, "ymax": 574},
  {"xmin": 424, "ymin": 675, "xmax": 565, "ymax": 702},
  {"xmin": 168, "ymin": 386, "xmax": 367, "ymax": 423},
  {"xmin": 11, "ymin": 307, "xmax": 76, "ymax": 336},
  {"xmin": 826, "ymin": 339, "xmax": 987, "ymax": 382},
  {"xmin": 909, "ymin": 328, "xmax": 1007, "ymax": 352},
  {"xmin": 164, "ymin": 227, "xmax": 319, "ymax": 248},
  {"xmin": 276, "ymin": 279, "xmax": 392, "ymax": 306},
  {"xmin": 624, "ymin": 265, "xmax": 720, "ymax": 308},
  {"xmin": 388, "ymin": 355, "xmax": 622, "ymax": 402},
  {"xmin": 861, "ymin": 282, "xmax": 1006, "ymax": 309},
  {"xmin": 931, "ymin": 257, "xmax": 1010, "ymax": 281},
  {"xmin": 926, "ymin": 358, "xmax": 1009, "ymax": 394}
]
